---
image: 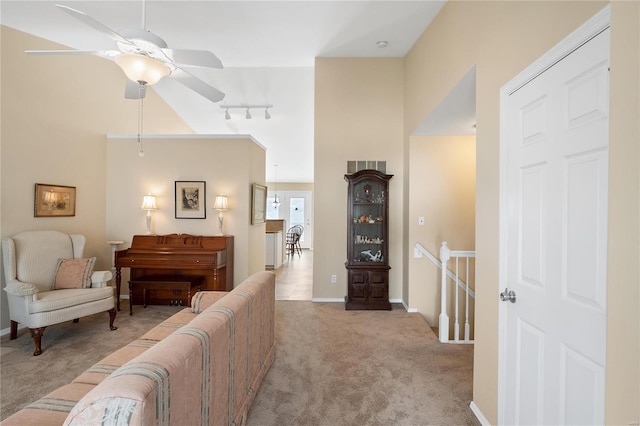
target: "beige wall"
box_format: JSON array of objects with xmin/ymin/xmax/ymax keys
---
[
  {"xmin": 247, "ymin": 139, "xmax": 268, "ymax": 276},
  {"xmin": 105, "ymin": 135, "xmax": 266, "ymax": 288},
  {"xmin": 403, "ymin": 1, "xmax": 638, "ymax": 423},
  {"xmin": 607, "ymin": 1, "xmax": 640, "ymax": 419},
  {"xmin": 407, "ymin": 135, "xmax": 476, "ymax": 326},
  {"xmin": 0, "ymin": 27, "xmax": 194, "ymax": 330},
  {"xmin": 314, "ymin": 58, "xmax": 404, "ymax": 300}
]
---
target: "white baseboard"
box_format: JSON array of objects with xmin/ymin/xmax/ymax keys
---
[
  {"xmin": 470, "ymin": 401, "xmax": 490, "ymax": 426},
  {"xmin": 399, "ymin": 299, "xmax": 418, "ymax": 312},
  {"xmin": 311, "ymin": 298, "xmax": 343, "ymax": 303}
]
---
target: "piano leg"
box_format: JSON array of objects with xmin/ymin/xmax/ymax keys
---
[{"xmin": 115, "ymin": 267, "xmax": 122, "ymax": 311}]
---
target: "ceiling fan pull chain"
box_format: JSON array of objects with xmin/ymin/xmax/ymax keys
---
[{"xmin": 138, "ymin": 83, "xmax": 145, "ymax": 157}]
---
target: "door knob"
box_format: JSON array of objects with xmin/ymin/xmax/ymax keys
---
[{"xmin": 500, "ymin": 288, "xmax": 516, "ymax": 303}]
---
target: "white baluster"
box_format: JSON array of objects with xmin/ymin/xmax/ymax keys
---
[
  {"xmin": 439, "ymin": 242, "xmax": 450, "ymax": 343},
  {"xmin": 454, "ymin": 256, "xmax": 460, "ymax": 342},
  {"xmin": 464, "ymin": 256, "xmax": 470, "ymax": 342}
]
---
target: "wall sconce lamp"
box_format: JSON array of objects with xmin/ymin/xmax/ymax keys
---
[
  {"xmin": 221, "ymin": 105, "xmax": 273, "ymax": 120},
  {"xmin": 213, "ymin": 194, "xmax": 229, "ymax": 236},
  {"xmin": 140, "ymin": 194, "xmax": 157, "ymax": 234}
]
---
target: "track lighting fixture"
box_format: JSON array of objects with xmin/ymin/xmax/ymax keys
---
[{"xmin": 220, "ymin": 105, "xmax": 273, "ymax": 120}]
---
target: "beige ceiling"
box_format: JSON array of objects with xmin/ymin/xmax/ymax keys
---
[{"xmin": 2, "ymin": 0, "xmax": 452, "ymax": 182}]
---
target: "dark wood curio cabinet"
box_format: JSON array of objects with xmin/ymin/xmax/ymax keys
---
[{"xmin": 345, "ymin": 169, "xmax": 393, "ymax": 310}]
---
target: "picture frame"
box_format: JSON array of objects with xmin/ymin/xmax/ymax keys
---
[
  {"xmin": 34, "ymin": 183, "xmax": 76, "ymax": 217},
  {"xmin": 175, "ymin": 181, "xmax": 206, "ymax": 219},
  {"xmin": 252, "ymin": 183, "xmax": 267, "ymax": 225}
]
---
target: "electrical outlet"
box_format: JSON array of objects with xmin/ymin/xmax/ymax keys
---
[
  {"xmin": 331, "ymin": 275, "xmax": 337, "ymax": 283},
  {"xmin": 418, "ymin": 216, "xmax": 425, "ymax": 225}
]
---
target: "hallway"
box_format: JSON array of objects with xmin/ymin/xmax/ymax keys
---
[{"xmin": 273, "ymin": 249, "xmax": 313, "ymax": 300}]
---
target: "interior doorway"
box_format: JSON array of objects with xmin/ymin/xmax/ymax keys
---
[
  {"xmin": 267, "ymin": 189, "xmax": 313, "ymax": 301},
  {"xmin": 267, "ymin": 190, "xmax": 313, "ymax": 249}
]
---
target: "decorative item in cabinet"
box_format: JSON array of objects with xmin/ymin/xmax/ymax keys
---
[{"xmin": 345, "ymin": 169, "xmax": 393, "ymax": 310}]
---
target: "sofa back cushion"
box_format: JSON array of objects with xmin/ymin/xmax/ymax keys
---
[{"xmin": 13, "ymin": 231, "xmax": 75, "ymax": 291}]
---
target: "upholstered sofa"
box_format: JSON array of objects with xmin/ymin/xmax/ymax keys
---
[{"xmin": 1, "ymin": 271, "xmax": 276, "ymax": 426}]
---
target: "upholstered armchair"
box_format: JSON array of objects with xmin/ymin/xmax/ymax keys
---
[{"xmin": 2, "ymin": 231, "xmax": 117, "ymax": 356}]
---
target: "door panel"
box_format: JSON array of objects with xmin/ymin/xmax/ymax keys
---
[{"xmin": 502, "ymin": 27, "xmax": 609, "ymax": 425}]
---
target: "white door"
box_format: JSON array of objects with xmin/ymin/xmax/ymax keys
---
[{"xmin": 500, "ymin": 19, "xmax": 610, "ymax": 426}]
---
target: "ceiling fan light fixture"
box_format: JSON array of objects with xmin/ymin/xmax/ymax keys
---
[
  {"xmin": 115, "ymin": 53, "xmax": 170, "ymax": 86},
  {"xmin": 265, "ymin": 108, "xmax": 271, "ymax": 120},
  {"xmin": 246, "ymin": 108, "xmax": 252, "ymax": 119},
  {"xmin": 225, "ymin": 108, "xmax": 231, "ymax": 120}
]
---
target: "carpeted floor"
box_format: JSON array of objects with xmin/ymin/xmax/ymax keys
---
[
  {"xmin": 246, "ymin": 301, "xmax": 478, "ymax": 426},
  {"xmin": 1, "ymin": 300, "xmax": 478, "ymax": 425}
]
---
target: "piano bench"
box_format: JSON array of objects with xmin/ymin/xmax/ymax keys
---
[{"xmin": 128, "ymin": 275, "xmax": 204, "ymax": 315}]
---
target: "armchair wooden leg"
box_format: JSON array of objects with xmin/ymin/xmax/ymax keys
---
[
  {"xmin": 30, "ymin": 327, "xmax": 46, "ymax": 356},
  {"xmin": 108, "ymin": 308, "xmax": 117, "ymax": 331},
  {"xmin": 10, "ymin": 321, "xmax": 18, "ymax": 340}
]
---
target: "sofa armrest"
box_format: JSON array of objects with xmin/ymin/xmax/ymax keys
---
[
  {"xmin": 90, "ymin": 270, "xmax": 113, "ymax": 288},
  {"xmin": 191, "ymin": 291, "xmax": 228, "ymax": 313},
  {"xmin": 4, "ymin": 279, "xmax": 39, "ymax": 297}
]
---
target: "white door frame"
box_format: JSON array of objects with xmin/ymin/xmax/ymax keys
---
[{"xmin": 497, "ymin": 6, "xmax": 611, "ymax": 424}]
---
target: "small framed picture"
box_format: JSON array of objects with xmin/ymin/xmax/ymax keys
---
[
  {"xmin": 252, "ymin": 183, "xmax": 267, "ymax": 225},
  {"xmin": 34, "ymin": 183, "xmax": 76, "ymax": 217},
  {"xmin": 175, "ymin": 181, "xmax": 206, "ymax": 219}
]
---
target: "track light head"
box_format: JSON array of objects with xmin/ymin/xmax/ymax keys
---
[{"xmin": 221, "ymin": 105, "xmax": 272, "ymax": 120}]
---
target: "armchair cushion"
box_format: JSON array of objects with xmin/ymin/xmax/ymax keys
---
[
  {"xmin": 28, "ymin": 287, "xmax": 114, "ymax": 315},
  {"xmin": 54, "ymin": 258, "xmax": 96, "ymax": 289}
]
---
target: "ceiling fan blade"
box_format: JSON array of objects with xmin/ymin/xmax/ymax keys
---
[
  {"xmin": 55, "ymin": 4, "xmax": 135, "ymax": 47},
  {"xmin": 160, "ymin": 48, "xmax": 223, "ymax": 69},
  {"xmin": 25, "ymin": 49, "xmax": 119, "ymax": 58},
  {"xmin": 170, "ymin": 68, "xmax": 225, "ymax": 103},
  {"xmin": 125, "ymin": 80, "xmax": 147, "ymax": 99}
]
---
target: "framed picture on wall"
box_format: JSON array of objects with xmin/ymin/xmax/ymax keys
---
[
  {"xmin": 34, "ymin": 183, "xmax": 76, "ymax": 217},
  {"xmin": 175, "ymin": 181, "xmax": 206, "ymax": 219},
  {"xmin": 252, "ymin": 183, "xmax": 267, "ymax": 225}
]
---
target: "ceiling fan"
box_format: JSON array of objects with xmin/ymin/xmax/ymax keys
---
[{"xmin": 26, "ymin": 3, "xmax": 225, "ymax": 103}]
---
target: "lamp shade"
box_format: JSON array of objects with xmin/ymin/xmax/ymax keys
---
[
  {"xmin": 115, "ymin": 54, "xmax": 171, "ymax": 85},
  {"xmin": 213, "ymin": 195, "xmax": 229, "ymax": 211},
  {"xmin": 140, "ymin": 195, "xmax": 157, "ymax": 210}
]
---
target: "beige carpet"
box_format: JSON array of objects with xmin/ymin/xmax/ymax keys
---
[
  {"xmin": 1, "ymin": 300, "xmax": 478, "ymax": 425},
  {"xmin": 246, "ymin": 302, "xmax": 478, "ymax": 426}
]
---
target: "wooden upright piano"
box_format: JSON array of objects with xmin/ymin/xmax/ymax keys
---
[{"xmin": 114, "ymin": 234, "xmax": 234, "ymax": 311}]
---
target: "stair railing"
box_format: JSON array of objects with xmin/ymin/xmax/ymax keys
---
[{"xmin": 414, "ymin": 242, "xmax": 475, "ymax": 344}]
